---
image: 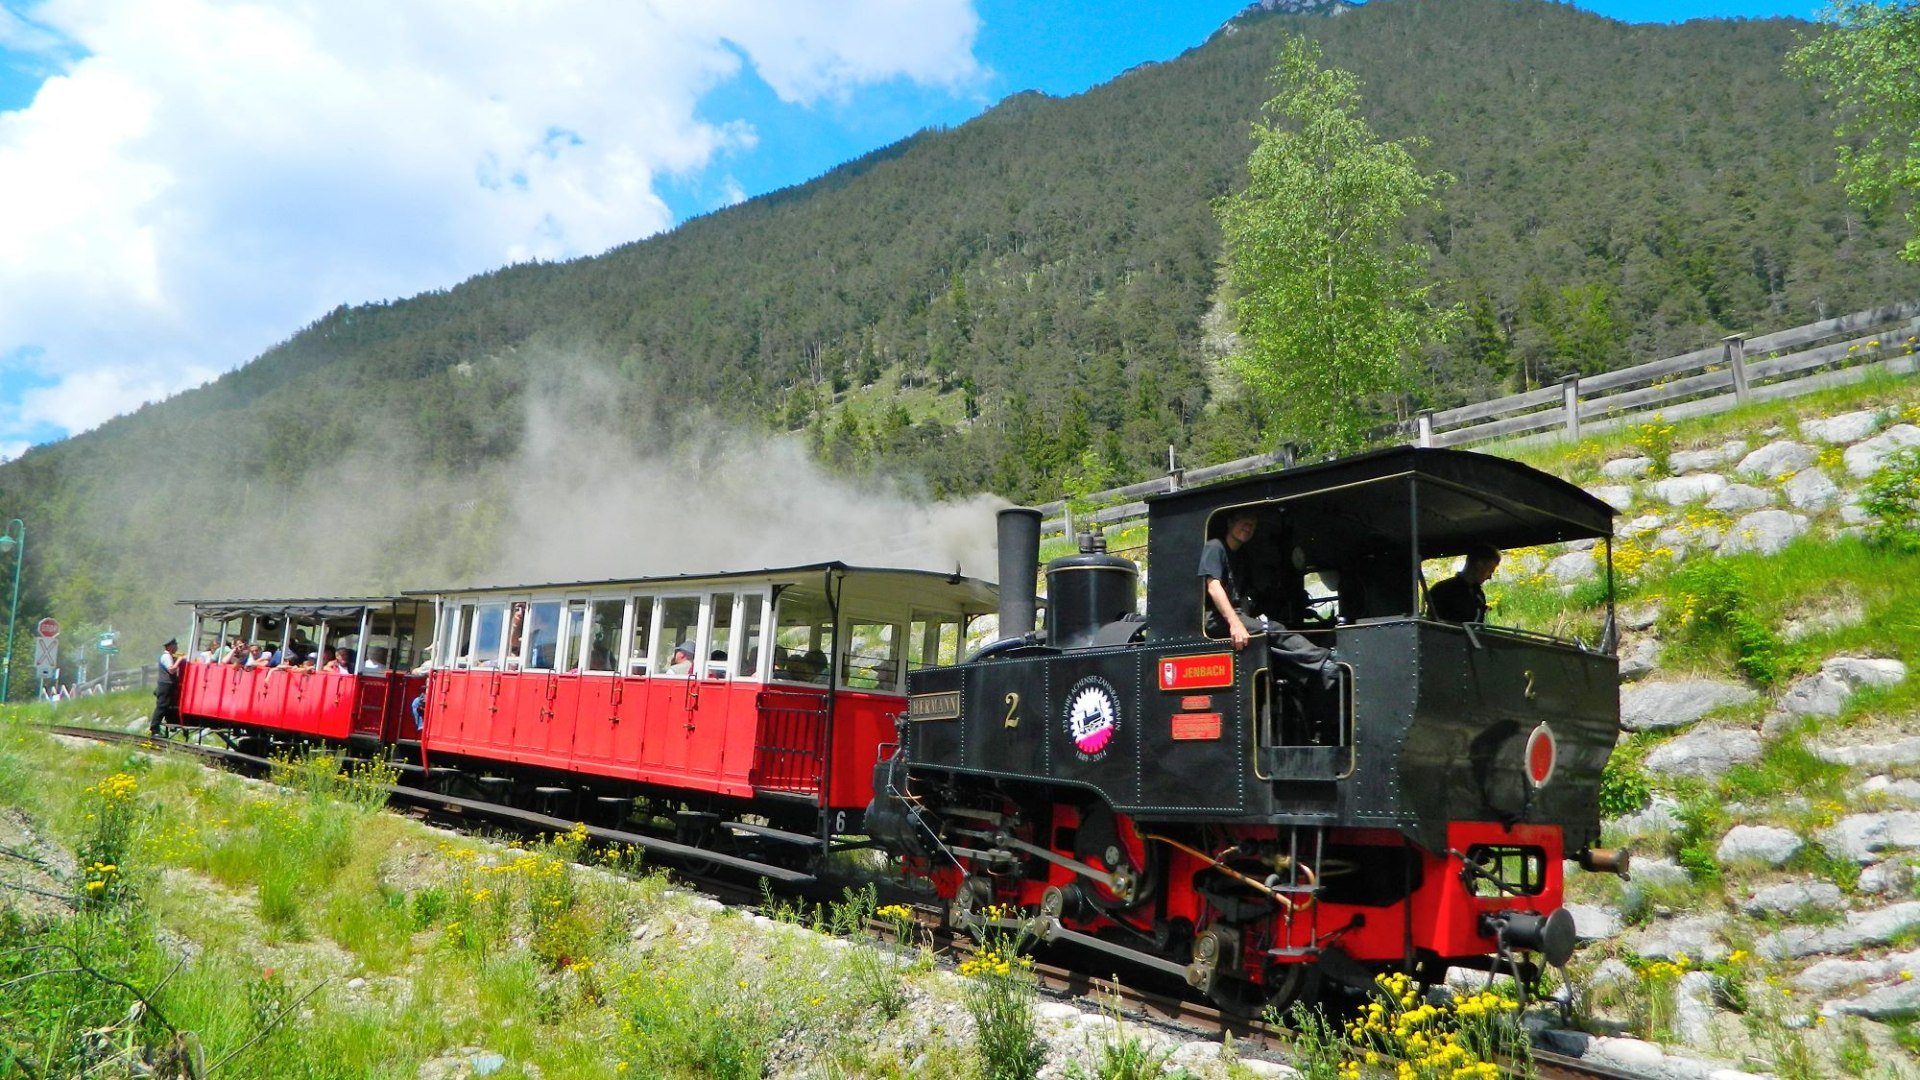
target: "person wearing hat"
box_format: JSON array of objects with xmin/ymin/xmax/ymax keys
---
[
  {"xmin": 148, "ymin": 638, "xmax": 184, "ymax": 738},
  {"xmin": 669, "ymin": 642, "xmax": 695, "ymax": 675}
]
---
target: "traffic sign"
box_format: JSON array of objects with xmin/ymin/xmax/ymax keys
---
[
  {"xmin": 33, "ymin": 637, "xmax": 56, "ymax": 668},
  {"xmin": 36, "ymin": 617, "xmax": 58, "ymax": 638}
]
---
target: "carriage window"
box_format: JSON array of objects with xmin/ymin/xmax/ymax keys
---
[
  {"xmin": 561, "ymin": 599, "xmax": 588, "ymax": 671},
  {"xmin": 708, "ymin": 592, "xmax": 736, "ymax": 678},
  {"xmin": 772, "ymin": 588, "xmax": 833, "ymax": 685},
  {"xmin": 471, "ymin": 603, "xmax": 507, "ymax": 667},
  {"xmin": 654, "ymin": 597, "xmax": 701, "ymax": 675},
  {"xmin": 737, "ymin": 595, "xmax": 766, "ymax": 679},
  {"xmin": 582, "ymin": 599, "xmax": 622, "ymax": 673},
  {"xmin": 522, "ymin": 601, "xmax": 562, "ymax": 671},
  {"xmin": 845, "ymin": 622, "xmax": 900, "ymax": 690},
  {"xmin": 443, "ymin": 604, "xmax": 473, "ymax": 668},
  {"xmin": 628, "ymin": 596, "xmax": 655, "ymax": 674},
  {"xmin": 909, "ymin": 615, "xmax": 963, "ymax": 671}
]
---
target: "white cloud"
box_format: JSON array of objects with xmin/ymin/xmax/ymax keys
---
[{"xmin": 0, "ymin": 0, "xmax": 981, "ymax": 445}]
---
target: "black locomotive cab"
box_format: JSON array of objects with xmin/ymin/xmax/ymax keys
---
[{"xmin": 876, "ymin": 447, "xmax": 1621, "ymax": 1003}]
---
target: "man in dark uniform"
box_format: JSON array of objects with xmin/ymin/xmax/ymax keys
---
[
  {"xmin": 1198, "ymin": 509, "xmax": 1337, "ymax": 692},
  {"xmin": 1427, "ymin": 543, "xmax": 1501, "ymax": 624},
  {"xmin": 148, "ymin": 638, "xmax": 183, "ymax": 738}
]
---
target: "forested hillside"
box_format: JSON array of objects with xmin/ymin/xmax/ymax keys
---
[{"xmin": 4, "ymin": 0, "xmax": 1919, "ymax": 657}]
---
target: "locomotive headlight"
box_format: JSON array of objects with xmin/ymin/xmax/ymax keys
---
[{"xmin": 1480, "ymin": 908, "xmax": 1577, "ymax": 968}]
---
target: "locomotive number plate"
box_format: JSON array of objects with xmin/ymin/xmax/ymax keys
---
[
  {"xmin": 1171, "ymin": 713, "xmax": 1222, "ymax": 741},
  {"xmin": 1158, "ymin": 653, "xmax": 1234, "ymax": 691},
  {"xmin": 907, "ymin": 691, "xmax": 961, "ymax": 722}
]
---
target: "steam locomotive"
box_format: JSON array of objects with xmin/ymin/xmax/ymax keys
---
[
  {"xmin": 171, "ymin": 446, "xmax": 1622, "ymax": 1004},
  {"xmin": 865, "ymin": 446, "xmax": 1625, "ymax": 1006}
]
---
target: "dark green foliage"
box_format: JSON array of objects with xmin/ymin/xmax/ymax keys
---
[
  {"xmin": 1859, "ymin": 446, "xmax": 1920, "ymax": 552},
  {"xmin": 1598, "ymin": 748, "xmax": 1653, "ymax": 820},
  {"xmin": 1664, "ymin": 560, "xmax": 1811, "ymax": 687},
  {"xmin": 2, "ymin": 0, "xmax": 1919, "ymax": 650}
]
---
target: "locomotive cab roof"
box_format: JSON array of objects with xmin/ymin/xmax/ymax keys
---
[{"xmin": 1145, "ymin": 446, "xmax": 1615, "ymax": 637}]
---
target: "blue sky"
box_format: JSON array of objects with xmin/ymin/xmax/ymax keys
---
[{"xmin": 0, "ymin": 0, "xmax": 1825, "ymax": 460}]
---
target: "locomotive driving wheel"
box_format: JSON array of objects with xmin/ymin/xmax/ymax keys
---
[{"xmin": 1071, "ymin": 804, "xmax": 1159, "ymax": 912}]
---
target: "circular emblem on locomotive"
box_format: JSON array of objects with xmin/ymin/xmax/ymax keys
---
[
  {"xmin": 1065, "ymin": 676, "xmax": 1121, "ymax": 761},
  {"xmin": 1525, "ymin": 722, "xmax": 1557, "ymax": 789}
]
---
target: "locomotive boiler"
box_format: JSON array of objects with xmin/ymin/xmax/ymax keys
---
[{"xmin": 867, "ymin": 447, "xmax": 1624, "ymax": 1007}]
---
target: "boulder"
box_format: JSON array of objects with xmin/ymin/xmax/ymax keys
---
[
  {"xmin": 1632, "ymin": 857, "xmax": 1693, "ymax": 888},
  {"xmin": 1801, "ymin": 410, "xmax": 1880, "ymax": 444},
  {"xmin": 1793, "ymin": 950, "xmax": 1920, "ymax": 995},
  {"xmin": 1649, "ymin": 474, "xmax": 1729, "ymax": 506},
  {"xmin": 1737, "ymin": 440, "xmax": 1817, "ymax": 479},
  {"xmin": 1643, "ymin": 728, "xmax": 1762, "ymax": 779},
  {"xmin": 1608, "ymin": 795, "xmax": 1683, "ymax": 838},
  {"xmin": 1719, "ymin": 509, "xmax": 1808, "ymax": 556},
  {"xmin": 1820, "ymin": 812, "xmax": 1920, "ymax": 863},
  {"xmin": 1779, "ymin": 657, "xmax": 1908, "ymax": 718},
  {"xmin": 1588, "ymin": 485, "xmax": 1634, "ymax": 512},
  {"xmin": 1601, "ymin": 456, "xmax": 1654, "ymax": 479},
  {"xmin": 1863, "ymin": 775, "xmax": 1920, "ymax": 800},
  {"xmin": 1741, "ymin": 881, "xmax": 1844, "ymax": 917},
  {"xmin": 1843, "ymin": 423, "xmax": 1920, "ymax": 479},
  {"xmin": 1758, "ymin": 901, "xmax": 1920, "ymax": 959},
  {"xmin": 1547, "ymin": 550, "xmax": 1597, "ymax": 584},
  {"xmin": 1840, "ymin": 498, "xmax": 1872, "ymax": 525},
  {"xmin": 1858, "ymin": 859, "xmax": 1916, "ymax": 896},
  {"xmin": 1812, "ymin": 736, "xmax": 1920, "ymax": 768},
  {"xmin": 1619, "ymin": 638, "xmax": 1660, "ymax": 682},
  {"xmin": 1620, "ymin": 679, "xmax": 1759, "ymax": 732},
  {"xmin": 1673, "ymin": 970, "xmax": 1717, "ymax": 1045},
  {"xmin": 1628, "ymin": 915, "xmax": 1729, "ymax": 962},
  {"xmin": 1830, "ymin": 978, "xmax": 1920, "ymax": 1020},
  {"xmin": 1705, "ymin": 483, "xmax": 1774, "ymax": 512},
  {"xmin": 1621, "ymin": 603, "xmax": 1663, "ymax": 631},
  {"xmin": 1669, "ymin": 441, "xmax": 1746, "ymax": 472},
  {"xmin": 1781, "ymin": 469, "xmax": 1840, "ymax": 512},
  {"xmin": 1716, "ymin": 824, "xmax": 1803, "ymax": 867},
  {"xmin": 1566, "ymin": 902, "xmax": 1623, "ymax": 940}
]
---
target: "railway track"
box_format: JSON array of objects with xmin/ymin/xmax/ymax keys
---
[{"xmin": 39, "ymin": 721, "xmax": 1650, "ymax": 1080}]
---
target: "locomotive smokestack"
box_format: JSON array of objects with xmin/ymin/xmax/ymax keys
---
[{"xmin": 996, "ymin": 507, "xmax": 1042, "ymax": 639}]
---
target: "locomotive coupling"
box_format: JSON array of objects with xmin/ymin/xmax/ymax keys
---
[
  {"xmin": 1576, "ymin": 846, "xmax": 1631, "ymax": 878},
  {"xmin": 1479, "ymin": 908, "xmax": 1577, "ymax": 969}
]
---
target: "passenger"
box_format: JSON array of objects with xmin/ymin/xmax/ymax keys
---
[
  {"xmin": 247, "ymin": 643, "xmax": 273, "ymax": 669},
  {"xmin": 360, "ymin": 646, "xmax": 389, "ymax": 675},
  {"xmin": 224, "ymin": 638, "xmax": 248, "ymax": 666},
  {"xmin": 1427, "ymin": 544, "xmax": 1500, "ymax": 624},
  {"xmin": 504, "ymin": 603, "xmax": 527, "ymax": 670},
  {"xmin": 797, "ymin": 648, "xmax": 829, "ymax": 685},
  {"xmin": 668, "ymin": 642, "xmax": 695, "ymax": 675},
  {"xmin": 322, "ymin": 647, "xmax": 353, "ymax": 674},
  {"xmin": 148, "ymin": 638, "xmax": 183, "ymax": 738},
  {"xmin": 1198, "ymin": 509, "xmax": 1336, "ymax": 691}
]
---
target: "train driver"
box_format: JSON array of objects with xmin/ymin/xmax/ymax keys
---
[
  {"xmin": 1426, "ymin": 543, "xmax": 1500, "ymax": 624},
  {"xmin": 1199, "ymin": 509, "xmax": 1337, "ymax": 692}
]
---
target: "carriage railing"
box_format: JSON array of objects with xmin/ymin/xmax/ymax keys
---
[{"xmin": 749, "ymin": 688, "xmax": 830, "ymax": 797}]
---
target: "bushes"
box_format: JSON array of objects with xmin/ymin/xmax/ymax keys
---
[
  {"xmin": 1663, "ymin": 560, "xmax": 1809, "ymax": 687},
  {"xmin": 1860, "ymin": 446, "xmax": 1920, "ymax": 552}
]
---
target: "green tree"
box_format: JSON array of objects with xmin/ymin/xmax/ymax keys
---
[
  {"xmin": 1790, "ymin": 2, "xmax": 1920, "ymax": 262},
  {"xmin": 1214, "ymin": 36, "xmax": 1459, "ymax": 456}
]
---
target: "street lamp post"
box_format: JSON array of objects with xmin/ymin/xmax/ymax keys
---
[{"xmin": 0, "ymin": 519, "xmax": 22, "ymax": 703}]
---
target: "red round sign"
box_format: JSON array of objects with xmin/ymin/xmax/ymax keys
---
[
  {"xmin": 36, "ymin": 617, "xmax": 58, "ymax": 638},
  {"xmin": 1525, "ymin": 723, "xmax": 1557, "ymax": 789}
]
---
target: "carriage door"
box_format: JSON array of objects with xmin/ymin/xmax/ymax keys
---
[{"xmin": 642, "ymin": 594, "xmax": 704, "ymax": 779}]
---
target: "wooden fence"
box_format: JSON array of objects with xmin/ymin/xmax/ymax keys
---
[{"xmin": 1040, "ymin": 299, "xmax": 1920, "ymax": 536}]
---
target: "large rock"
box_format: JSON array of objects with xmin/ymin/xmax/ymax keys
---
[
  {"xmin": 1632, "ymin": 857, "xmax": 1692, "ymax": 888},
  {"xmin": 1618, "ymin": 514, "xmax": 1665, "ymax": 539},
  {"xmin": 1705, "ymin": 483, "xmax": 1775, "ymax": 512},
  {"xmin": 1820, "ymin": 812, "xmax": 1920, "ymax": 863},
  {"xmin": 1566, "ymin": 902, "xmax": 1623, "ymax": 941},
  {"xmin": 1644, "ymin": 728, "xmax": 1762, "ymax": 779},
  {"xmin": 1830, "ymin": 978, "xmax": 1920, "ymax": 1020},
  {"xmin": 1672, "ymin": 971, "xmax": 1717, "ymax": 1046},
  {"xmin": 1843, "ymin": 423, "xmax": 1920, "ymax": 478},
  {"xmin": 1547, "ymin": 549, "xmax": 1597, "ymax": 584},
  {"xmin": 1742, "ymin": 881, "xmax": 1844, "ymax": 917},
  {"xmin": 1737, "ymin": 441, "xmax": 1817, "ymax": 479},
  {"xmin": 1779, "ymin": 657, "xmax": 1908, "ymax": 718},
  {"xmin": 1608, "ymin": 795, "xmax": 1683, "ymax": 838},
  {"xmin": 1579, "ymin": 1036, "xmax": 1769, "ymax": 1080},
  {"xmin": 1794, "ymin": 948, "xmax": 1920, "ymax": 994},
  {"xmin": 1587, "ymin": 485, "xmax": 1634, "ymax": 512},
  {"xmin": 1629, "ymin": 915, "xmax": 1730, "ymax": 962},
  {"xmin": 1781, "ymin": 469, "xmax": 1840, "ymax": 512},
  {"xmin": 1716, "ymin": 825, "xmax": 1803, "ymax": 867},
  {"xmin": 1858, "ymin": 859, "xmax": 1916, "ymax": 896},
  {"xmin": 1863, "ymin": 775, "xmax": 1920, "ymax": 800},
  {"xmin": 1619, "ymin": 638, "xmax": 1660, "ymax": 682},
  {"xmin": 1801, "ymin": 410, "xmax": 1881, "ymax": 444},
  {"xmin": 1601, "ymin": 456, "xmax": 1653, "ymax": 480},
  {"xmin": 1719, "ymin": 509, "xmax": 1808, "ymax": 556},
  {"xmin": 1649, "ymin": 474, "xmax": 1729, "ymax": 506},
  {"xmin": 1759, "ymin": 901, "xmax": 1920, "ymax": 959},
  {"xmin": 1812, "ymin": 736, "xmax": 1920, "ymax": 768},
  {"xmin": 1669, "ymin": 441, "xmax": 1746, "ymax": 473},
  {"xmin": 1621, "ymin": 679, "xmax": 1759, "ymax": 732}
]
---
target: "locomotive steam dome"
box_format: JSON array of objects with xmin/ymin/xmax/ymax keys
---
[{"xmin": 1046, "ymin": 532, "xmax": 1138, "ymax": 649}]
